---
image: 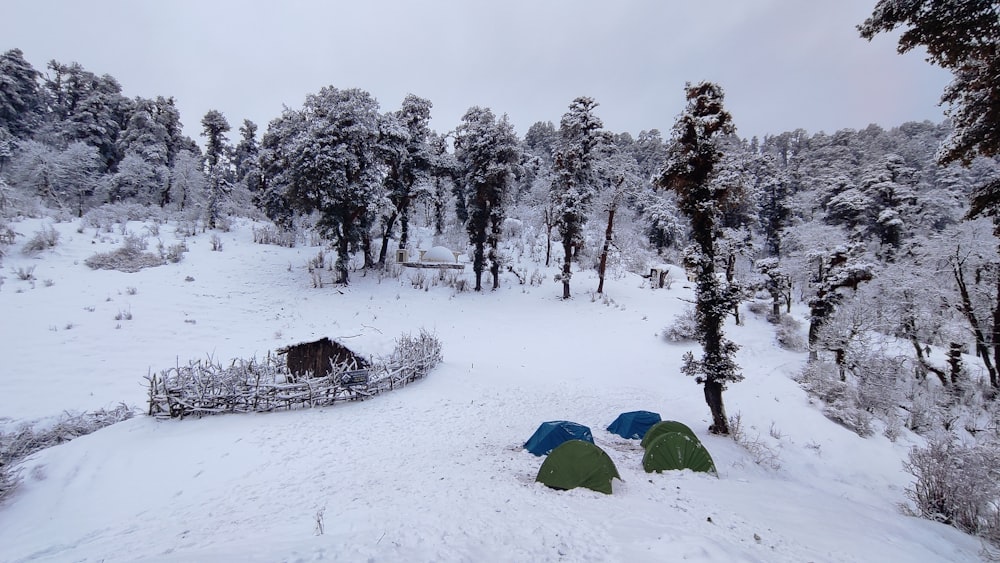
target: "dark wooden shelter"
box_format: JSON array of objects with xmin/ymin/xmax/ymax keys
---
[{"xmin": 278, "ymin": 337, "xmax": 369, "ymax": 380}]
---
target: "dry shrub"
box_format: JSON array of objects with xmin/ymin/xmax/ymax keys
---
[
  {"xmin": 664, "ymin": 306, "xmax": 699, "ymax": 343},
  {"xmin": 903, "ymin": 435, "xmax": 1000, "ymax": 551}
]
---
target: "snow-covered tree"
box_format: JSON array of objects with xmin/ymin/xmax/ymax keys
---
[
  {"xmin": 427, "ymin": 131, "xmax": 459, "ymax": 236},
  {"xmin": 656, "ymin": 81, "xmax": 742, "ymax": 435},
  {"xmin": 639, "ymin": 190, "xmax": 683, "ymax": 256},
  {"xmin": 58, "ymin": 141, "xmax": 102, "ymax": 216},
  {"xmin": 454, "ymin": 106, "xmax": 521, "ymax": 291},
  {"xmin": 107, "ymin": 152, "xmax": 163, "ymax": 205},
  {"xmin": 43, "ymin": 61, "xmax": 132, "ymax": 171},
  {"xmin": 233, "ymin": 119, "xmax": 259, "ymax": 189},
  {"xmin": 860, "ymin": 0, "xmax": 1000, "ymax": 166},
  {"xmin": 379, "ymin": 94, "xmax": 434, "ymax": 264},
  {"xmin": 806, "ymin": 244, "xmax": 874, "ymax": 363},
  {"xmin": 551, "ymin": 96, "xmax": 606, "ymax": 299},
  {"xmin": 0, "ymin": 49, "xmax": 43, "ymax": 140},
  {"xmin": 201, "ymin": 109, "xmax": 231, "ymax": 229},
  {"xmin": 753, "ymin": 153, "xmax": 793, "ymax": 256},
  {"xmin": 860, "ymin": 1, "xmax": 1000, "ymax": 232},
  {"xmin": 258, "ymin": 87, "xmax": 385, "ymax": 284},
  {"xmin": 8, "ymin": 140, "xmax": 101, "ymax": 213},
  {"xmin": 169, "ymin": 149, "xmax": 206, "ymax": 212},
  {"xmin": 596, "ymin": 146, "xmax": 642, "ymax": 294}
]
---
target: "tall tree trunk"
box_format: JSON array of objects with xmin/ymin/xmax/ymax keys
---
[
  {"xmin": 544, "ymin": 208, "xmax": 553, "ymax": 268},
  {"xmin": 361, "ymin": 230, "xmax": 375, "ymax": 270},
  {"xmin": 472, "ymin": 240, "xmax": 485, "ymax": 292},
  {"xmin": 993, "ymin": 270, "xmax": 1000, "ymax": 384},
  {"xmin": 399, "ymin": 198, "xmax": 411, "ymax": 248},
  {"xmin": 954, "ymin": 262, "xmax": 998, "ymax": 387},
  {"xmin": 948, "ymin": 343, "xmax": 964, "ymax": 386},
  {"xmin": 336, "ymin": 228, "xmax": 350, "ymax": 284},
  {"xmin": 561, "ymin": 238, "xmax": 572, "ymax": 299},
  {"xmin": 597, "ymin": 206, "xmax": 615, "ymax": 294},
  {"xmin": 703, "ymin": 379, "xmax": 729, "ymax": 435},
  {"xmin": 726, "ymin": 253, "xmax": 740, "ymax": 325},
  {"xmin": 377, "ymin": 211, "xmax": 398, "ymax": 267}
]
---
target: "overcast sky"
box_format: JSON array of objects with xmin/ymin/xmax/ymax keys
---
[{"xmin": 4, "ymin": 0, "xmax": 951, "ymax": 145}]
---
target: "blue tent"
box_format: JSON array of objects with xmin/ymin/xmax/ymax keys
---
[
  {"xmin": 606, "ymin": 410, "xmax": 662, "ymax": 440},
  {"xmin": 524, "ymin": 421, "xmax": 594, "ymax": 456}
]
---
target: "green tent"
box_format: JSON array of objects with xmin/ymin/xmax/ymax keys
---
[
  {"xmin": 642, "ymin": 432, "xmax": 717, "ymax": 475},
  {"xmin": 640, "ymin": 420, "xmax": 699, "ymax": 449},
  {"xmin": 535, "ymin": 440, "xmax": 621, "ymax": 495}
]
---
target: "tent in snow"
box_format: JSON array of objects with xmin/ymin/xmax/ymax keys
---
[
  {"xmin": 524, "ymin": 421, "xmax": 594, "ymax": 456},
  {"xmin": 641, "ymin": 420, "xmax": 699, "ymax": 449},
  {"xmin": 606, "ymin": 410, "xmax": 662, "ymax": 439},
  {"xmin": 535, "ymin": 440, "xmax": 621, "ymax": 494},
  {"xmin": 642, "ymin": 432, "xmax": 717, "ymax": 475}
]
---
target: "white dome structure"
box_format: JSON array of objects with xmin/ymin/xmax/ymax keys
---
[{"xmin": 422, "ymin": 246, "xmax": 457, "ymax": 263}]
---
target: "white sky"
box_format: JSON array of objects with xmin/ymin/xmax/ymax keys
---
[{"xmin": 4, "ymin": 0, "xmax": 951, "ymax": 144}]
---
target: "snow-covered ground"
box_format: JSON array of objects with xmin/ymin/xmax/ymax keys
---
[{"xmin": 0, "ymin": 217, "xmax": 983, "ymax": 562}]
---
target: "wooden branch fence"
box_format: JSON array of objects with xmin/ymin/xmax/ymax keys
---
[{"xmin": 147, "ymin": 331, "xmax": 442, "ymax": 419}]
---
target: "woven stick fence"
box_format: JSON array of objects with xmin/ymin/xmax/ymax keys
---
[{"xmin": 147, "ymin": 330, "xmax": 442, "ymax": 419}]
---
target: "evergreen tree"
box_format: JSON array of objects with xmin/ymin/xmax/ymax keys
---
[
  {"xmin": 453, "ymin": 106, "xmax": 521, "ymax": 291},
  {"xmin": 44, "ymin": 61, "xmax": 132, "ymax": 171},
  {"xmin": 806, "ymin": 244, "xmax": 874, "ymax": 364},
  {"xmin": 860, "ymin": 0, "xmax": 1000, "ymax": 166},
  {"xmin": 379, "ymin": 94, "xmax": 433, "ymax": 264},
  {"xmin": 427, "ymin": 131, "xmax": 459, "ymax": 235},
  {"xmin": 107, "ymin": 153, "xmax": 162, "ymax": 205},
  {"xmin": 233, "ymin": 119, "xmax": 260, "ymax": 191},
  {"xmin": 656, "ymin": 81, "xmax": 742, "ymax": 435},
  {"xmin": 860, "ymin": 1, "xmax": 1000, "ymax": 224},
  {"xmin": 745, "ymin": 151, "xmax": 791, "ymax": 257},
  {"xmin": 201, "ymin": 109, "xmax": 231, "ymax": 229},
  {"xmin": 0, "ymin": 48, "xmax": 43, "ymax": 140},
  {"xmin": 523, "ymin": 120, "xmax": 558, "ymax": 162},
  {"xmin": 258, "ymin": 87, "xmax": 385, "ymax": 284},
  {"xmin": 551, "ymin": 96, "xmax": 606, "ymax": 299}
]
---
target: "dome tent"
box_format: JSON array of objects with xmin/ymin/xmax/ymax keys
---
[
  {"xmin": 607, "ymin": 410, "xmax": 662, "ymax": 439},
  {"xmin": 535, "ymin": 440, "xmax": 621, "ymax": 495},
  {"xmin": 524, "ymin": 421, "xmax": 594, "ymax": 456},
  {"xmin": 642, "ymin": 432, "xmax": 717, "ymax": 475},
  {"xmin": 640, "ymin": 420, "xmax": 699, "ymax": 449}
]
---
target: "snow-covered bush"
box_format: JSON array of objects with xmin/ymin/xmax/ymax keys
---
[
  {"xmin": 663, "ymin": 306, "xmax": 699, "ymax": 342},
  {"xmin": 0, "ymin": 404, "xmax": 134, "ymax": 503},
  {"xmin": 0, "ymin": 462, "xmax": 20, "ymax": 504},
  {"xmin": 159, "ymin": 240, "xmax": 188, "ymax": 263},
  {"xmin": 728, "ymin": 412, "xmax": 782, "ymax": 470},
  {"xmin": 904, "ymin": 435, "xmax": 1000, "ymax": 548},
  {"xmin": 384, "ymin": 329, "xmax": 443, "ymax": 380},
  {"xmin": 21, "ymin": 224, "xmax": 59, "ymax": 255},
  {"xmin": 797, "ymin": 360, "xmax": 874, "ymax": 437},
  {"xmin": 253, "ymin": 224, "xmax": 296, "ymax": 247},
  {"xmin": 85, "ymin": 234, "xmax": 167, "ymax": 272},
  {"xmin": 775, "ymin": 315, "xmax": 805, "ymax": 351},
  {"xmin": 0, "ymin": 220, "xmax": 17, "ymax": 261},
  {"xmin": 82, "ymin": 203, "xmax": 162, "ymax": 233},
  {"xmin": 854, "ymin": 352, "xmax": 906, "ymax": 418},
  {"xmin": 746, "ymin": 300, "xmax": 770, "ymax": 317}
]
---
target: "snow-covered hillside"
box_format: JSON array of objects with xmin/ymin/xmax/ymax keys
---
[{"xmin": 0, "ymin": 218, "xmax": 983, "ymax": 562}]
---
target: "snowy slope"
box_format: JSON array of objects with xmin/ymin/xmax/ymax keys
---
[{"xmin": 0, "ymin": 217, "xmax": 983, "ymax": 562}]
